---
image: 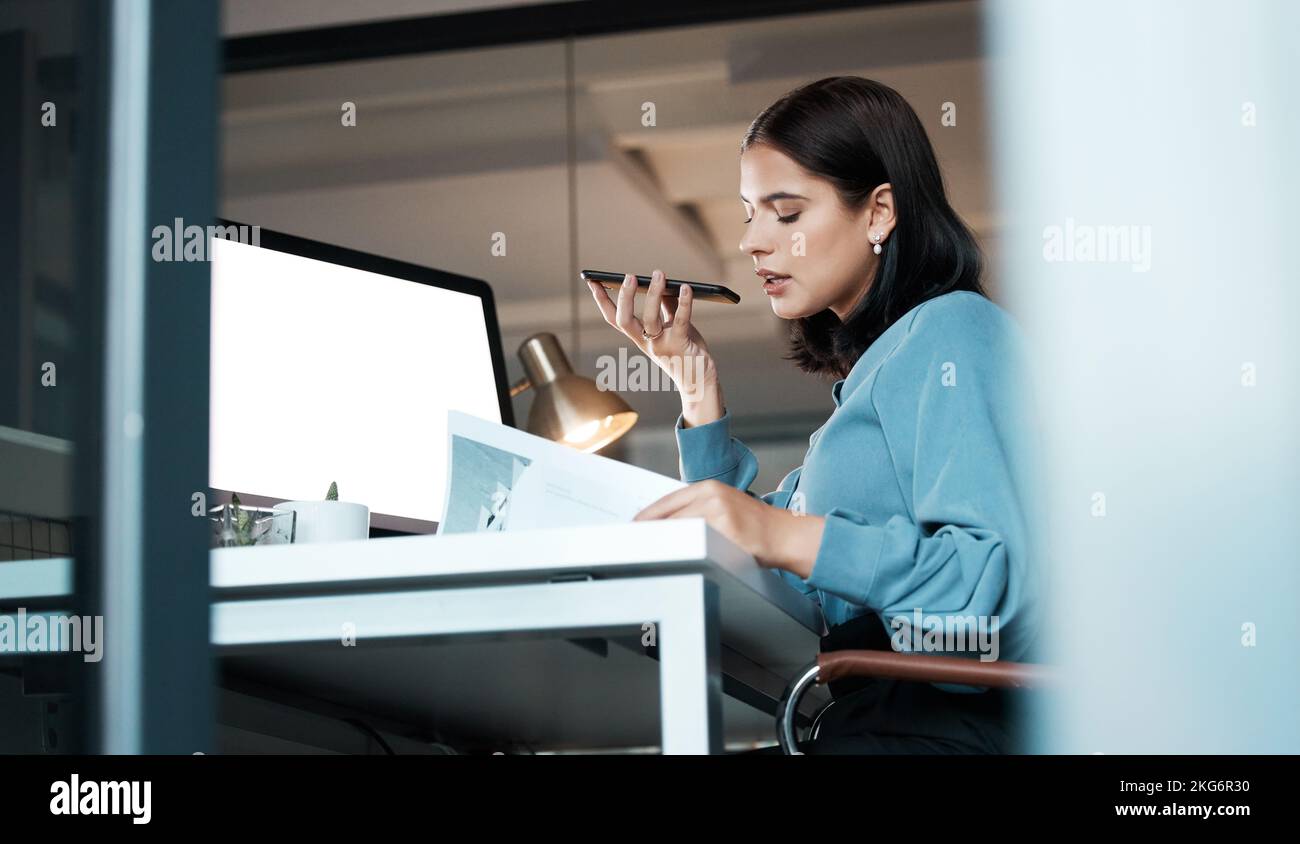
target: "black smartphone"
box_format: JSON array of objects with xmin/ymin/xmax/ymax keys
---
[{"xmin": 580, "ymin": 270, "xmax": 741, "ymax": 304}]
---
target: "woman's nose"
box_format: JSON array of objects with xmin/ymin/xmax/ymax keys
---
[{"xmin": 739, "ymin": 225, "xmax": 773, "ymax": 258}]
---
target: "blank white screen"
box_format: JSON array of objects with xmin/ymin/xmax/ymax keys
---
[{"xmin": 209, "ymin": 237, "xmax": 502, "ymax": 525}]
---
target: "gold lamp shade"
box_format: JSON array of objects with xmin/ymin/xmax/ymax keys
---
[{"xmin": 509, "ymin": 332, "xmax": 637, "ymax": 453}]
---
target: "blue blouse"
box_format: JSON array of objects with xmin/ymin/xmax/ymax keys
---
[{"xmin": 674, "ymin": 291, "xmax": 1041, "ymax": 668}]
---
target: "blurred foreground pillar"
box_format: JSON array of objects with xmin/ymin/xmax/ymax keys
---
[{"xmin": 988, "ymin": 0, "xmax": 1300, "ymax": 752}]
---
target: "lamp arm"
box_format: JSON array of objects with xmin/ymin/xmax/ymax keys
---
[{"xmin": 508, "ymin": 377, "xmax": 532, "ymax": 398}]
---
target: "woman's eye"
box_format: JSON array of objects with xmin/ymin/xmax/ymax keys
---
[{"xmin": 743, "ymin": 211, "xmax": 800, "ymax": 224}]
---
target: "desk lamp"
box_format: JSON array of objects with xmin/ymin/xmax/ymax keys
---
[{"xmin": 508, "ymin": 332, "xmax": 637, "ymax": 453}]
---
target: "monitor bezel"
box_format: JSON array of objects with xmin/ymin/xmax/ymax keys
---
[{"xmin": 208, "ymin": 220, "xmax": 516, "ymax": 535}]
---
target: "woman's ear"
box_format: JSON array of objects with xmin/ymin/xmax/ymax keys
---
[{"xmin": 867, "ymin": 182, "xmax": 896, "ymax": 242}]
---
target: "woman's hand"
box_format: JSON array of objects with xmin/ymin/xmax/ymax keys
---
[
  {"xmin": 633, "ymin": 479, "xmax": 825, "ymax": 578},
  {"xmin": 587, "ymin": 270, "xmax": 724, "ymax": 425}
]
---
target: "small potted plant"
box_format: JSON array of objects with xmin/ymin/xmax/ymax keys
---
[
  {"xmin": 211, "ymin": 493, "xmax": 296, "ymax": 547},
  {"xmin": 272, "ymin": 481, "xmax": 370, "ymax": 544}
]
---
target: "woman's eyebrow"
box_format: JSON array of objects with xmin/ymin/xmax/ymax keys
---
[{"xmin": 739, "ymin": 191, "xmax": 808, "ymax": 203}]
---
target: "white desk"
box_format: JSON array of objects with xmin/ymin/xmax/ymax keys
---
[{"xmin": 2, "ymin": 519, "xmax": 828, "ymax": 754}]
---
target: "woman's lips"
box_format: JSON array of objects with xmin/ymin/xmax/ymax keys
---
[{"xmin": 761, "ymin": 275, "xmax": 791, "ymax": 295}]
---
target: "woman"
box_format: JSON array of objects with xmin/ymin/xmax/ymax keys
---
[{"xmin": 587, "ymin": 76, "xmax": 1039, "ymax": 754}]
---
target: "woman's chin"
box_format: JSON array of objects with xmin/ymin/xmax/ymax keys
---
[{"xmin": 768, "ymin": 293, "xmax": 814, "ymax": 320}]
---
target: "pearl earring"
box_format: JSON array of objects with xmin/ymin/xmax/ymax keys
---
[{"xmin": 871, "ymin": 232, "xmax": 883, "ymax": 255}]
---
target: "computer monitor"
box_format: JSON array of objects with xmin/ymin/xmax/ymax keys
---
[{"xmin": 208, "ymin": 224, "xmax": 514, "ymax": 534}]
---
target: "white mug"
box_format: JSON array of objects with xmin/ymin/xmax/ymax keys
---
[{"xmin": 273, "ymin": 500, "xmax": 370, "ymax": 544}]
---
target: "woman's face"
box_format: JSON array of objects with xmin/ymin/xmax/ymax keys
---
[{"xmin": 738, "ymin": 144, "xmax": 884, "ymax": 321}]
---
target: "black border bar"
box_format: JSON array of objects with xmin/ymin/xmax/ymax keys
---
[{"xmin": 223, "ymin": 0, "xmax": 934, "ymax": 73}]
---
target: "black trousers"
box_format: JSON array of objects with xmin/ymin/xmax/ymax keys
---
[{"xmin": 743, "ymin": 612, "xmax": 1026, "ymax": 755}]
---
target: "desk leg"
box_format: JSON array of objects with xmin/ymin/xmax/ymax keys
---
[
  {"xmin": 213, "ymin": 574, "xmax": 725, "ymax": 754},
  {"xmin": 655, "ymin": 574, "xmax": 722, "ymax": 755}
]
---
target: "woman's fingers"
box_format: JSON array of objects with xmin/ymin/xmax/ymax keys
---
[
  {"xmin": 613, "ymin": 272, "xmax": 646, "ymax": 342},
  {"xmin": 633, "ymin": 483, "xmax": 704, "ymax": 521},
  {"xmin": 641, "ymin": 269, "xmax": 666, "ymax": 338},
  {"xmin": 669, "ymin": 281, "xmax": 694, "ymax": 338},
  {"xmin": 587, "ymin": 280, "xmax": 618, "ymax": 326}
]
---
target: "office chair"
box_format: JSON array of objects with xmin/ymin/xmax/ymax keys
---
[{"xmin": 775, "ymin": 649, "xmax": 1057, "ymax": 754}]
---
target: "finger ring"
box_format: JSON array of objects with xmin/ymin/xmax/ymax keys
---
[{"xmin": 642, "ymin": 326, "xmax": 664, "ymax": 340}]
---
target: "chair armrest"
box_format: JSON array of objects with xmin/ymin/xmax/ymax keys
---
[
  {"xmin": 776, "ymin": 651, "xmax": 1057, "ymax": 754},
  {"xmin": 818, "ymin": 650, "xmax": 1056, "ymax": 689}
]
